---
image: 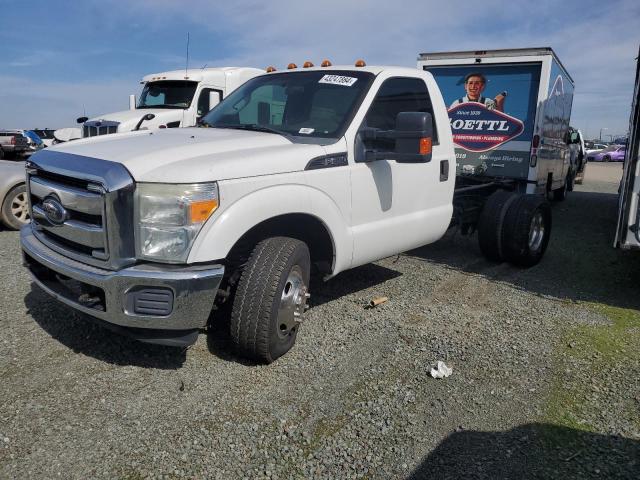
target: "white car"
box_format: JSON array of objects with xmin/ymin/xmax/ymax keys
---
[
  {"xmin": 585, "ymin": 143, "xmax": 608, "ymax": 155},
  {"xmin": 0, "ymin": 160, "xmax": 28, "ymax": 229}
]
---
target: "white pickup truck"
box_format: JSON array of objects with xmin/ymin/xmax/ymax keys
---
[
  {"xmin": 21, "ymin": 63, "xmax": 552, "ymax": 362},
  {"xmin": 77, "ymin": 67, "xmax": 262, "ymax": 137}
]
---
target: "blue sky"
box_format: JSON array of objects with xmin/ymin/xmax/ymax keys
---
[{"xmin": 0, "ymin": 0, "xmax": 638, "ymax": 141}]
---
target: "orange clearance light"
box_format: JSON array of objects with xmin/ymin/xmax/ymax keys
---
[
  {"xmin": 266, "ymin": 66, "xmax": 277, "ymax": 72},
  {"xmin": 321, "ymin": 59, "xmax": 332, "ymax": 67},
  {"xmin": 190, "ymin": 199, "xmax": 218, "ymax": 223},
  {"xmin": 287, "ymin": 63, "xmax": 297, "ymax": 69},
  {"xmin": 355, "ymin": 59, "xmax": 366, "ymax": 67},
  {"xmin": 303, "ymin": 61, "xmax": 314, "ymax": 68},
  {"xmin": 419, "ymin": 137, "xmax": 432, "ymax": 155}
]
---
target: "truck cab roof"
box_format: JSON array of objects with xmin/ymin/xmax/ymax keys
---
[
  {"xmin": 264, "ymin": 65, "xmax": 422, "ymax": 77},
  {"xmin": 141, "ymin": 66, "xmax": 263, "ymax": 84}
]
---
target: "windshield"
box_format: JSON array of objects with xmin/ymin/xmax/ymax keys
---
[
  {"xmin": 34, "ymin": 129, "xmax": 55, "ymax": 139},
  {"xmin": 201, "ymin": 70, "xmax": 374, "ymax": 139},
  {"xmin": 137, "ymin": 80, "xmax": 198, "ymax": 109}
]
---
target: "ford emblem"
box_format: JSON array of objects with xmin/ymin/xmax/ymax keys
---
[{"xmin": 42, "ymin": 197, "xmax": 68, "ymax": 225}]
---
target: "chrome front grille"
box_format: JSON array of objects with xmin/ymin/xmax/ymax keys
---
[
  {"xmin": 26, "ymin": 150, "xmax": 136, "ymax": 271},
  {"xmin": 83, "ymin": 122, "xmax": 119, "ymax": 138},
  {"xmin": 29, "ymin": 174, "xmax": 109, "ymax": 262}
]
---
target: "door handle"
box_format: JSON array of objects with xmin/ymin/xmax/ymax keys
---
[{"xmin": 440, "ymin": 160, "xmax": 449, "ymax": 182}]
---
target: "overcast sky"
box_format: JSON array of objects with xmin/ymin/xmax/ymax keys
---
[{"xmin": 0, "ymin": 0, "xmax": 638, "ymax": 141}]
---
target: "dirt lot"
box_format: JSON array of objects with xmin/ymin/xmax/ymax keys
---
[{"xmin": 1, "ymin": 162, "xmax": 638, "ymax": 479}]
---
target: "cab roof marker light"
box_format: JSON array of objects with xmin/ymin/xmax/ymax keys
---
[
  {"xmin": 321, "ymin": 59, "xmax": 332, "ymax": 67},
  {"xmin": 266, "ymin": 66, "xmax": 277, "ymax": 72},
  {"xmin": 355, "ymin": 59, "xmax": 366, "ymax": 67},
  {"xmin": 303, "ymin": 61, "xmax": 314, "ymax": 68},
  {"xmin": 287, "ymin": 63, "xmax": 297, "ymax": 69}
]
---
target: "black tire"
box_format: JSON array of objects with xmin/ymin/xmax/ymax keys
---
[
  {"xmin": 0, "ymin": 148, "xmax": 4, "ymax": 160},
  {"xmin": 553, "ymin": 176, "xmax": 568, "ymax": 201},
  {"xmin": 502, "ymin": 194, "xmax": 552, "ymax": 267},
  {"xmin": 477, "ymin": 190, "xmax": 517, "ymax": 262},
  {"xmin": 1, "ymin": 184, "xmax": 30, "ymax": 230},
  {"xmin": 603, "ymin": 155, "xmax": 611, "ymax": 162},
  {"xmin": 230, "ymin": 237, "xmax": 310, "ymax": 363},
  {"xmin": 566, "ymin": 169, "xmax": 576, "ymax": 192}
]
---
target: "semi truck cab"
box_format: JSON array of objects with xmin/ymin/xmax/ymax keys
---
[{"xmin": 78, "ymin": 67, "xmax": 263, "ymax": 138}]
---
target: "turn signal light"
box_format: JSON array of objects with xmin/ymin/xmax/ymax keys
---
[
  {"xmin": 190, "ymin": 199, "xmax": 218, "ymax": 223},
  {"xmin": 321, "ymin": 59, "xmax": 332, "ymax": 67},
  {"xmin": 303, "ymin": 61, "xmax": 314, "ymax": 68},
  {"xmin": 420, "ymin": 138, "xmax": 432, "ymax": 155},
  {"xmin": 266, "ymin": 66, "xmax": 277, "ymax": 73},
  {"xmin": 355, "ymin": 59, "xmax": 366, "ymax": 67},
  {"xmin": 287, "ymin": 63, "xmax": 297, "ymax": 69}
]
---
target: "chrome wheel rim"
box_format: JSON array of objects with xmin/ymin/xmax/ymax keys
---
[
  {"xmin": 528, "ymin": 211, "xmax": 545, "ymax": 252},
  {"xmin": 276, "ymin": 265, "xmax": 309, "ymax": 339},
  {"xmin": 10, "ymin": 192, "xmax": 30, "ymax": 223}
]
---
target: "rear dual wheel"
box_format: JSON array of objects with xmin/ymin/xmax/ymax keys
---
[{"xmin": 478, "ymin": 191, "xmax": 551, "ymax": 267}]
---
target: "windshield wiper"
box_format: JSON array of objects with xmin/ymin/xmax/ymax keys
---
[{"xmin": 213, "ymin": 124, "xmax": 285, "ymax": 136}]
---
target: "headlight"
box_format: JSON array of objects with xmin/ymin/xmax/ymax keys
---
[{"xmin": 134, "ymin": 182, "xmax": 219, "ymax": 263}]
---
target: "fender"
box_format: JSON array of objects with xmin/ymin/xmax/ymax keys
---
[{"xmin": 188, "ymin": 182, "xmax": 353, "ymax": 275}]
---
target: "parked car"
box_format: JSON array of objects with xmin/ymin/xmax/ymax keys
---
[
  {"xmin": 587, "ymin": 145, "xmax": 626, "ymax": 162},
  {"xmin": 33, "ymin": 129, "xmax": 56, "ymax": 147},
  {"xmin": 0, "ymin": 160, "xmax": 29, "ymax": 229},
  {"xmin": 0, "ymin": 130, "xmax": 29, "ymax": 159},
  {"xmin": 585, "ymin": 142, "xmax": 608, "ymax": 155},
  {"xmin": 22, "ymin": 130, "xmax": 45, "ymax": 156}
]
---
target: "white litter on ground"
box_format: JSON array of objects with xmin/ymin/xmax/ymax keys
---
[{"xmin": 430, "ymin": 361, "xmax": 453, "ymax": 379}]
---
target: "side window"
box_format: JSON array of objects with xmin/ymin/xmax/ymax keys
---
[
  {"xmin": 364, "ymin": 77, "xmax": 438, "ymax": 144},
  {"xmin": 197, "ymin": 88, "xmax": 221, "ymax": 117}
]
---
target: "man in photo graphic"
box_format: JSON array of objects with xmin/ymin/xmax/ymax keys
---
[{"xmin": 449, "ymin": 73, "xmax": 506, "ymax": 112}]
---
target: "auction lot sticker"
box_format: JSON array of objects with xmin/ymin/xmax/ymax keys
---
[
  {"xmin": 319, "ymin": 75, "xmax": 358, "ymax": 87},
  {"xmin": 448, "ymin": 103, "xmax": 524, "ymax": 152}
]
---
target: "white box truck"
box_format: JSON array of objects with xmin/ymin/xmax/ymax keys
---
[
  {"xmin": 418, "ymin": 47, "xmax": 579, "ymax": 200},
  {"xmin": 615, "ymin": 48, "xmax": 640, "ymax": 250},
  {"xmin": 22, "ymin": 61, "xmax": 554, "ymax": 362},
  {"xmin": 77, "ymin": 67, "xmax": 263, "ymax": 138}
]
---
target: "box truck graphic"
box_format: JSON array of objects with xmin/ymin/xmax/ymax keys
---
[
  {"xmin": 448, "ymin": 103, "xmax": 525, "ymax": 152},
  {"xmin": 419, "ymin": 48, "xmax": 575, "ymax": 196}
]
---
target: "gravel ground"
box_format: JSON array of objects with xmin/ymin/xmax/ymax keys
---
[{"xmin": 1, "ymin": 163, "xmax": 638, "ymax": 479}]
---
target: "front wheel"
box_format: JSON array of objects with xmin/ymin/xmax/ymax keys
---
[
  {"xmin": 230, "ymin": 237, "xmax": 310, "ymax": 363},
  {"xmin": 1, "ymin": 184, "xmax": 30, "ymax": 230},
  {"xmin": 603, "ymin": 155, "xmax": 611, "ymax": 162}
]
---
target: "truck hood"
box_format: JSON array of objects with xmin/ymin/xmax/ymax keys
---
[
  {"xmin": 46, "ymin": 128, "xmax": 326, "ymax": 182},
  {"xmin": 86, "ymin": 109, "xmax": 184, "ymax": 131}
]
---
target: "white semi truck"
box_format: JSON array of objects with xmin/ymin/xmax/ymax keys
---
[
  {"xmin": 77, "ymin": 67, "xmax": 263, "ymax": 137},
  {"xmin": 22, "ymin": 61, "xmax": 554, "ymax": 363}
]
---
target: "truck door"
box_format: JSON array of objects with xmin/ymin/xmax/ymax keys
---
[
  {"xmin": 195, "ymin": 88, "xmax": 223, "ymax": 125},
  {"xmin": 350, "ymin": 76, "xmax": 453, "ymax": 267}
]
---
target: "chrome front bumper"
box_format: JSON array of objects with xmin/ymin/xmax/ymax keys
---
[{"xmin": 21, "ymin": 225, "xmax": 224, "ymax": 336}]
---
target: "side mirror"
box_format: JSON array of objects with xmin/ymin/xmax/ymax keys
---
[
  {"xmin": 209, "ymin": 91, "xmax": 221, "ymax": 109},
  {"xmin": 394, "ymin": 112, "xmax": 433, "ymax": 163},
  {"xmin": 362, "ymin": 112, "xmax": 433, "ymax": 163},
  {"xmin": 76, "ymin": 116, "xmax": 88, "ymax": 124},
  {"xmin": 135, "ymin": 113, "xmax": 156, "ymax": 131}
]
